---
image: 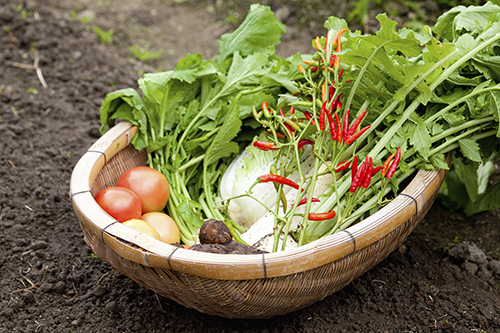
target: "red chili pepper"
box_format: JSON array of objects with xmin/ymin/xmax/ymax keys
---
[
  {"xmin": 304, "ymin": 111, "xmax": 316, "ymax": 125},
  {"xmin": 280, "ymin": 108, "xmax": 294, "ymax": 137},
  {"xmin": 330, "ymin": 94, "xmax": 341, "ymax": 111},
  {"xmin": 298, "ymin": 65, "xmax": 305, "ymax": 74},
  {"xmin": 298, "ymin": 139, "xmax": 314, "ymax": 149},
  {"xmin": 331, "ymin": 29, "xmax": 348, "ymax": 67},
  {"xmin": 333, "ymin": 55, "xmax": 341, "ymax": 67},
  {"xmin": 330, "ymin": 29, "xmax": 348, "ymax": 50},
  {"xmin": 308, "ymin": 210, "xmax": 336, "ymax": 221},
  {"xmin": 297, "ymin": 197, "xmax": 321, "ymax": 207},
  {"xmin": 351, "ymin": 156, "xmax": 358, "ymax": 180},
  {"xmin": 386, "ymin": 146, "xmax": 401, "ymax": 179},
  {"xmin": 326, "ymin": 109, "xmax": 337, "ymax": 141},
  {"xmin": 262, "ymin": 101, "xmax": 271, "ymax": 118},
  {"xmin": 257, "ymin": 174, "xmax": 300, "ymax": 190},
  {"xmin": 347, "ymin": 110, "xmax": 367, "ymax": 139},
  {"xmin": 335, "ymin": 112, "xmax": 342, "ymax": 143},
  {"xmin": 302, "ymin": 60, "xmax": 318, "ymax": 65},
  {"xmin": 381, "ymin": 152, "xmax": 397, "ymax": 177},
  {"xmin": 310, "ymin": 66, "xmax": 319, "ymax": 72},
  {"xmin": 335, "ymin": 159, "xmax": 351, "ymax": 173},
  {"xmin": 372, "ymin": 166, "xmax": 383, "ymax": 176},
  {"xmin": 320, "ymin": 100, "xmax": 327, "ymax": 131},
  {"xmin": 362, "ymin": 156, "xmax": 373, "ymax": 189},
  {"xmin": 336, "ymin": 99, "xmax": 343, "ymax": 110},
  {"xmin": 338, "ymin": 68, "xmax": 344, "ymax": 79},
  {"xmin": 253, "ymin": 140, "xmax": 276, "ymax": 151},
  {"xmin": 290, "ymin": 106, "xmax": 295, "ymax": 115},
  {"xmin": 350, "ymin": 160, "xmax": 366, "ymax": 193},
  {"xmin": 329, "ymin": 85, "xmax": 335, "ymax": 101},
  {"xmin": 279, "ymin": 107, "xmax": 286, "ymax": 117},
  {"xmin": 324, "ymin": 31, "xmax": 330, "ymax": 53},
  {"xmin": 344, "ymin": 126, "xmax": 370, "ymax": 145},
  {"xmin": 342, "ymin": 109, "xmax": 350, "ymax": 142},
  {"xmin": 330, "ymin": 54, "xmax": 338, "ymax": 67},
  {"xmin": 314, "ymin": 36, "xmax": 322, "ymax": 51},
  {"xmin": 334, "ymin": 29, "xmax": 348, "ymax": 51}
]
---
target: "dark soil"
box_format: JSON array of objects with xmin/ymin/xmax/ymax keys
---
[{"xmin": 1, "ymin": 1, "xmax": 499, "ymax": 332}]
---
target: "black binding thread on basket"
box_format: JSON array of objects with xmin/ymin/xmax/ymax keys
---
[
  {"xmin": 166, "ymin": 246, "xmax": 180, "ymax": 271},
  {"xmin": 101, "ymin": 220, "xmax": 120, "ymax": 243},
  {"xmin": 398, "ymin": 193, "xmax": 418, "ymax": 216},
  {"xmin": 87, "ymin": 149, "xmax": 107, "ymax": 165},
  {"xmin": 261, "ymin": 253, "xmax": 268, "ymax": 279},
  {"xmin": 343, "ymin": 230, "xmax": 357, "ymax": 253},
  {"xmin": 70, "ymin": 189, "xmax": 92, "ymax": 198}
]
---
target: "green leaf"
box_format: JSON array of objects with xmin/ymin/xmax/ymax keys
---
[
  {"xmin": 408, "ymin": 113, "xmax": 431, "ymax": 160},
  {"xmin": 455, "ymin": 158, "xmax": 480, "ymax": 202},
  {"xmin": 99, "ymin": 88, "xmax": 144, "ymax": 133},
  {"xmin": 171, "ymin": 53, "xmax": 204, "ymax": 83},
  {"xmin": 434, "ymin": 2, "xmax": 500, "ymax": 41},
  {"xmin": 204, "ymin": 101, "xmax": 242, "ymax": 166},
  {"xmin": 438, "ymin": 168, "xmax": 470, "ymax": 211},
  {"xmin": 442, "ymin": 108, "xmax": 466, "ymax": 126},
  {"xmin": 238, "ymin": 92, "xmax": 276, "ymax": 119},
  {"xmin": 429, "ymin": 153, "xmax": 449, "ymax": 170},
  {"xmin": 217, "ymin": 4, "xmax": 285, "ymax": 60},
  {"xmin": 262, "ymin": 72, "xmax": 297, "ymax": 93},
  {"xmin": 177, "ymin": 199, "xmax": 205, "ymax": 229},
  {"xmin": 458, "ymin": 138, "xmax": 482, "ymax": 162},
  {"xmin": 470, "ymin": 180, "xmax": 500, "ymax": 212},
  {"xmin": 324, "ymin": 16, "xmax": 348, "ymax": 32},
  {"xmin": 216, "ymin": 51, "xmax": 269, "ymax": 99}
]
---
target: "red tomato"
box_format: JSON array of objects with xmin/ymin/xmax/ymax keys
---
[
  {"xmin": 94, "ymin": 186, "xmax": 142, "ymax": 222},
  {"xmin": 116, "ymin": 166, "xmax": 170, "ymax": 213}
]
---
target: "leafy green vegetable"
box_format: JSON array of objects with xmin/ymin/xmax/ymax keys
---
[
  {"xmin": 99, "ymin": 4, "xmax": 293, "ymax": 245},
  {"xmin": 98, "ymin": 2, "xmax": 500, "ymax": 250}
]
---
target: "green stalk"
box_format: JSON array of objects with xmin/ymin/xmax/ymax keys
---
[
  {"xmin": 167, "ymin": 198, "xmax": 196, "ymax": 245},
  {"xmin": 178, "ymin": 154, "xmax": 205, "ymax": 173},
  {"xmin": 341, "ymin": 49, "xmax": 457, "ymax": 161},
  {"xmin": 425, "ymin": 86, "xmax": 500, "ymax": 125},
  {"xmin": 344, "ymin": 40, "xmax": 393, "ymax": 112},
  {"xmin": 367, "ymin": 51, "xmax": 460, "ymax": 160}
]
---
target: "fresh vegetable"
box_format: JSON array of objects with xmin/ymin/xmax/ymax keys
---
[
  {"xmin": 193, "ymin": 219, "xmax": 267, "ymax": 254},
  {"xmin": 122, "ymin": 219, "xmax": 161, "ymax": 240},
  {"xmin": 98, "ymin": 3, "xmax": 500, "ymax": 252},
  {"xmin": 116, "ymin": 166, "xmax": 170, "ymax": 213},
  {"xmin": 251, "ymin": 174, "xmax": 301, "ymax": 191},
  {"xmin": 94, "ymin": 187, "xmax": 142, "ymax": 222},
  {"xmin": 308, "ymin": 210, "xmax": 336, "ymax": 221},
  {"xmin": 141, "ymin": 212, "xmax": 180, "ymax": 244},
  {"xmin": 198, "ymin": 219, "xmax": 232, "ymax": 245},
  {"xmin": 99, "ymin": 4, "xmax": 295, "ymax": 245}
]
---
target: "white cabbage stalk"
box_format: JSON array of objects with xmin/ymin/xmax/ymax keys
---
[
  {"xmin": 240, "ymin": 163, "xmax": 333, "ymax": 250},
  {"xmin": 220, "ymin": 143, "xmax": 335, "ymax": 251},
  {"xmin": 219, "ymin": 144, "xmax": 314, "ymax": 229}
]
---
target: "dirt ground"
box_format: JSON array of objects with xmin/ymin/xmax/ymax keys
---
[{"xmin": 1, "ymin": 0, "xmax": 499, "ymax": 332}]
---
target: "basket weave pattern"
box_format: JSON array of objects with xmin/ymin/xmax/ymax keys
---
[{"xmin": 71, "ymin": 122, "xmax": 446, "ymax": 319}]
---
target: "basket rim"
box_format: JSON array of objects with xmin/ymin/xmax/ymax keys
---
[{"xmin": 70, "ymin": 122, "xmax": 447, "ymax": 280}]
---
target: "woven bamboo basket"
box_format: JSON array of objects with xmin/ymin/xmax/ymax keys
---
[{"xmin": 70, "ymin": 121, "xmax": 447, "ymax": 319}]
